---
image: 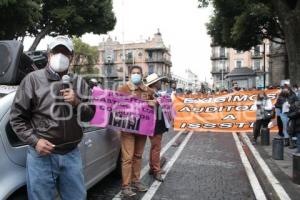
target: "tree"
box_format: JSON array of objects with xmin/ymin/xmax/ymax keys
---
[
  {"xmin": 199, "ymin": 0, "xmax": 300, "ymax": 85},
  {"xmin": 0, "ymin": 0, "xmax": 41, "ymax": 39},
  {"xmin": 72, "ymin": 37, "xmax": 99, "ymax": 75},
  {"xmin": 29, "ymin": 0, "xmax": 116, "ymax": 51}
]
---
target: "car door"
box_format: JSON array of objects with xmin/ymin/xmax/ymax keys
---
[
  {"xmin": 83, "ymin": 126, "xmax": 120, "ymax": 189},
  {"xmin": 0, "ymin": 94, "xmax": 27, "ymax": 167}
]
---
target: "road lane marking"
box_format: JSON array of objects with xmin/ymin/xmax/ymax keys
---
[
  {"xmin": 112, "ymin": 130, "xmax": 185, "ymax": 200},
  {"xmin": 240, "ymin": 132, "xmax": 291, "ymax": 200},
  {"xmin": 141, "ymin": 131, "xmax": 193, "ymax": 200},
  {"xmin": 232, "ymin": 132, "xmax": 267, "ymax": 200}
]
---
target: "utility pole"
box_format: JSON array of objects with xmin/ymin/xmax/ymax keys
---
[
  {"xmin": 122, "ymin": 0, "xmax": 126, "ymax": 85},
  {"xmin": 263, "ymin": 42, "xmax": 266, "ymax": 89}
]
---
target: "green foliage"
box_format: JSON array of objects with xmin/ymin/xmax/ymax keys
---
[
  {"xmin": 200, "ymin": 0, "xmax": 283, "ymax": 50},
  {"xmin": 0, "ymin": 0, "xmax": 115, "ymax": 50},
  {"xmin": 0, "ymin": 0, "xmax": 41, "ymax": 39},
  {"xmin": 198, "ymin": 0, "xmax": 210, "ymax": 8},
  {"xmin": 30, "ymin": 0, "xmax": 116, "ymax": 37},
  {"xmin": 72, "ymin": 37, "xmax": 99, "ymax": 75}
]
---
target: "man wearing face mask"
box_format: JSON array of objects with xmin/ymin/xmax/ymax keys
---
[
  {"xmin": 275, "ymin": 83, "xmax": 297, "ymax": 146},
  {"xmin": 10, "ymin": 36, "xmax": 95, "ymax": 200},
  {"xmin": 117, "ymin": 65, "xmax": 155, "ymax": 197}
]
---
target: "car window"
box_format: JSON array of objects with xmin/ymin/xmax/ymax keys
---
[
  {"xmin": 6, "ymin": 122, "xmax": 27, "ymax": 147},
  {"xmin": 81, "ymin": 122, "xmax": 104, "ymax": 133}
]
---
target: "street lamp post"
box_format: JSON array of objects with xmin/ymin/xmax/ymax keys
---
[
  {"xmin": 254, "ymin": 42, "xmax": 266, "ymax": 89},
  {"xmin": 263, "ymin": 42, "xmax": 266, "ymax": 89},
  {"xmin": 221, "ymin": 60, "xmax": 224, "ymax": 89}
]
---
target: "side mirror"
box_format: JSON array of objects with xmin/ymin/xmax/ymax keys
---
[{"xmin": 0, "ymin": 40, "xmax": 23, "ymax": 85}]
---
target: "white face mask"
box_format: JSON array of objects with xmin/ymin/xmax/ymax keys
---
[{"xmin": 50, "ymin": 53, "xmax": 70, "ymax": 72}]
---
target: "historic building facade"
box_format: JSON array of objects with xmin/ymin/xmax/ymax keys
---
[
  {"xmin": 97, "ymin": 31, "xmax": 172, "ymax": 89},
  {"xmin": 210, "ymin": 40, "xmax": 271, "ymax": 89}
]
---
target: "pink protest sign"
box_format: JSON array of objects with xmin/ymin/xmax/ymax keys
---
[
  {"xmin": 157, "ymin": 95, "xmax": 175, "ymax": 128},
  {"xmin": 90, "ymin": 87, "xmax": 156, "ymax": 136}
]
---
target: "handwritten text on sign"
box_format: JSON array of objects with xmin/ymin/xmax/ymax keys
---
[
  {"xmin": 173, "ymin": 90, "xmax": 280, "ymax": 132},
  {"xmin": 90, "ymin": 87, "xmax": 156, "ymax": 136}
]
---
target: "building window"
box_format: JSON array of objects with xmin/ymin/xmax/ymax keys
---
[
  {"xmin": 254, "ymin": 46, "xmax": 260, "ymax": 56},
  {"xmin": 148, "ymin": 51, "xmax": 152, "ymax": 58},
  {"xmin": 158, "ymin": 66, "xmax": 162, "ymax": 75},
  {"xmin": 236, "ymin": 50, "xmax": 243, "ymax": 54},
  {"xmin": 219, "ymin": 47, "xmax": 225, "ymax": 57},
  {"xmin": 219, "ymin": 60, "xmax": 226, "ymax": 71},
  {"xmin": 148, "ymin": 65, "xmax": 154, "ymax": 75},
  {"xmin": 236, "ymin": 60, "xmax": 242, "ymax": 68},
  {"xmin": 107, "ymin": 65, "xmax": 112, "ymax": 75},
  {"xmin": 254, "ymin": 60, "xmax": 261, "ymax": 70},
  {"xmin": 127, "ymin": 52, "xmax": 133, "ymax": 59}
]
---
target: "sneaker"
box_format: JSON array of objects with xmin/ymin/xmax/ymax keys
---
[
  {"xmin": 121, "ymin": 187, "xmax": 136, "ymax": 197},
  {"xmin": 153, "ymin": 172, "xmax": 164, "ymax": 182},
  {"xmin": 132, "ymin": 182, "xmax": 148, "ymax": 192}
]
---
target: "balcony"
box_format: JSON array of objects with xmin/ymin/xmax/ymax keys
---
[
  {"xmin": 210, "ymin": 53, "xmax": 229, "ymax": 60},
  {"xmin": 145, "ymin": 58, "xmax": 172, "ymax": 66},
  {"xmin": 252, "ymin": 66, "xmax": 262, "ymax": 72},
  {"xmin": 251, "ymin": 52, "xmax": 263, "ymax": 59},
  {"xmin": 211, "ymin": 68, "xmax": 229, "ymax": 74}
]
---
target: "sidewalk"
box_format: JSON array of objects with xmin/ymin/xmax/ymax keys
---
[{"xmin": 243, "ymin": 132, "xmax": 300, "ymax": 200}]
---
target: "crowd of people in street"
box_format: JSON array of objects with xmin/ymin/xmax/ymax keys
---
[{"xmin": 7, "ymin": 35, "xmax": 300, "ymax": 199}]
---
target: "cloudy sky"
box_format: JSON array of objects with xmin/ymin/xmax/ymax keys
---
[{"xmin": 24, "ymin": 0, "xmax": 213, "ymax": 82}]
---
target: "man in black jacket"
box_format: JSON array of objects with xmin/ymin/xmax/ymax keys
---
[
  {"xmin": 10, "ymin": 36, "xmax": 95, "ymax": 200},
  {"xmin": 288, "ymin": 95, "xmax": 300, "ymax": 152}
]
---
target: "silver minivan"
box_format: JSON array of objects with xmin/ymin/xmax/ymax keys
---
[{"xmin": 0, "ymin": 41, "xmax": 121, "ymax": 199}]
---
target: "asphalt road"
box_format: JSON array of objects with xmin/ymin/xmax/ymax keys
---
[{"xmin": 87, "ymin": 131, "xmax": 256, "ymax": 200}]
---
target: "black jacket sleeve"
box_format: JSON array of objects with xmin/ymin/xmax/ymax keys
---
[{"xmin": 10, "ymin": 75, "xmax": 39, "ymax": 147}]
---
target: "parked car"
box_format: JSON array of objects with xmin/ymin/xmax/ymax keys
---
[{"xmin": 0, "ymin": 40, "xmax": 121, "ymax": 199}]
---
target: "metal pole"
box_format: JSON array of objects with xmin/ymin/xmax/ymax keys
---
[
  {"xmin": 221, "ymin": 62, "xmax": 224, "ymax": 89},
  {"xmin": 263, "ymin": 42, "xmax": 266, "ymax": 89},
  {"xmin": 121, "ymin": 0, "xmax": 126, "ymax": 85},
  {"xmin": 293, "ymin": 153, "xmax": 300, "ymax": 184},
  {"xmin": 272, "ymin": 137, "xmax": 284, "ymax": 160}
]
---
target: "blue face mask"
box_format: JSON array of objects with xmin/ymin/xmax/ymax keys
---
[{"xmin": 131, "ymin": 74, "xmax": 142, "ymax": 85}]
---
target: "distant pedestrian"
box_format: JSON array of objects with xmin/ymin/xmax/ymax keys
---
[
  {"xmin": 145, "ymin": 73, "xmax": 169, "ymax": 182},
  {"xmin": 253, "ymin": 91, "xmax": 273, "ymax": 144},
  {"xmin": 275, "ymin": 83, "xmax": 297, "ymax": 146},
  {"xmin": 293, "ymin": 84, "xmax": 300, "ymax": 98},
  {"xmin": 287, "ymin": 95, "xmax": 300, "ymax": 152}
]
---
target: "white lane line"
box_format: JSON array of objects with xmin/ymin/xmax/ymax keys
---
[
  {"xmin": 112, "ymin": 130, "xmax": 185, "ymax": 200},
  {"xmin": 141, "ymin": 131, "xmax": 193, "ymax": 200},
  {"xmin": 232, "ymin": 132, "xmax": 267, "ymax": 200},
  {"xmin": 240, "ymin": 132, "xmax": 291, "ymax": 200}
]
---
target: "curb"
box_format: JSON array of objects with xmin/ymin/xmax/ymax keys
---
[{"xmin": 238, "ymin": 132, "xmax": 291, "ymax": 200}]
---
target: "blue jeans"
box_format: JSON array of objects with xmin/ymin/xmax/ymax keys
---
[
  {"xmin": 280, "ymin": 113, "xmax": 289, "ymax": 138},
  {"xmin": 26, "ymin": 147, "xmax": 86, "ymax": 200}
]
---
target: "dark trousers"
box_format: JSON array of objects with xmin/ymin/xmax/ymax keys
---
[
  {"xmin": 254, "ymin": 119, "xmax": 270, "ymax": 141},
  {"xmin": 277, "ymin": 115, "xmax": 283, "ymax": 137}
]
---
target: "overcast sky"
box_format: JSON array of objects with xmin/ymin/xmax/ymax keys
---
[{"xmin": 24, "ymin": 0, "xmax": 213, "ymax": 82}]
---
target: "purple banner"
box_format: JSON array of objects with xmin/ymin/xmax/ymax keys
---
[
  {"xmin": 90, "ymin": 87, "xmax": 156, "ymax": 136},
  {"xmin": 157, "ymin": 95, "xmax": 175, "ymax": 128}
]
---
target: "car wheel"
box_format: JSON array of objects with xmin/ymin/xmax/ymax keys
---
[{"xmin": 7, "ymin": 187, "xmax": 28, "ymax": 200}]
